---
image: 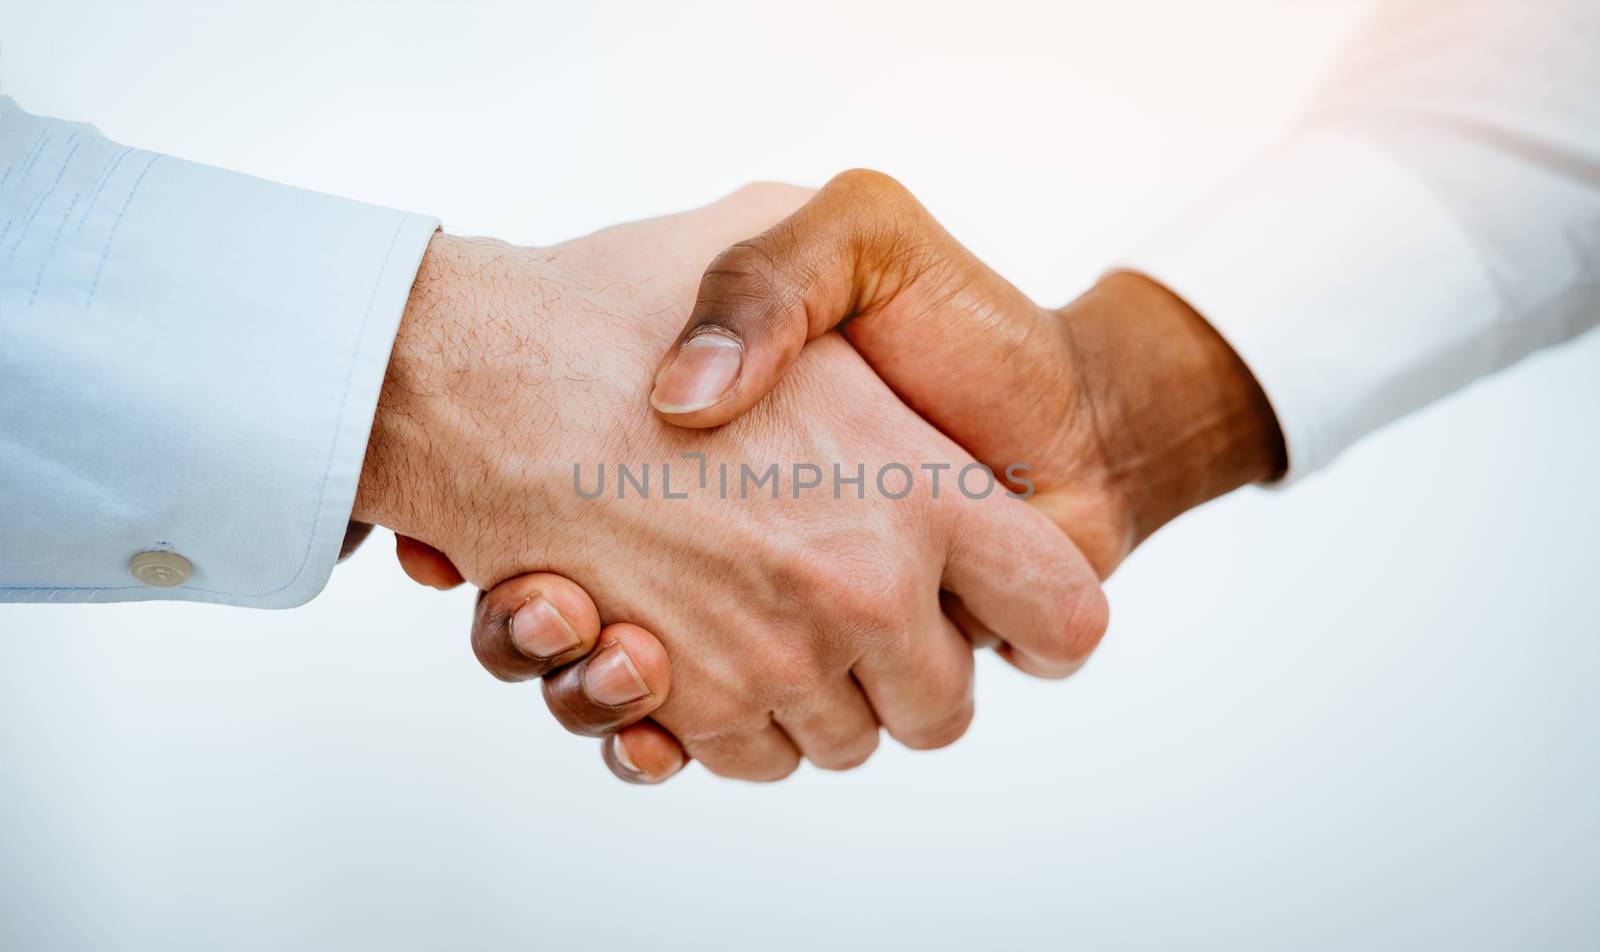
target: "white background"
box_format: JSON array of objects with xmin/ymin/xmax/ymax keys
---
[{"xmin": 3, "ymin": 1, "xmax": 1598, "ymax": 949}]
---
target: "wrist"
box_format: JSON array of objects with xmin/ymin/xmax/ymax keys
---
[
  {"xmin": 353, "ymin": 232, "xmax": 501, "ymax": 540},
  {"xmin": 1056, "ymin": 271, "xmax": 1285, "ymax": 561}
]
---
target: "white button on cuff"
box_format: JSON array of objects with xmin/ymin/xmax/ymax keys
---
[{"xmin": 131, "ymin": 551, "xmax": 192, "ymax": 587}]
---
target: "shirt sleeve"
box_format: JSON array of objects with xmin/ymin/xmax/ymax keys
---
[
  {"xmin": 0, "ymin": 97, "xmax": 439, "ymax": 607},
  {"xmin": 1118, "ymin": 0, "xmax": 1600, "ymax": 480}
]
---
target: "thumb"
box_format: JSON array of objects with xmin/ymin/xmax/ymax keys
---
[{"xmin": 649, "ymin": 168, "xmax": 957, "ymax": 428}]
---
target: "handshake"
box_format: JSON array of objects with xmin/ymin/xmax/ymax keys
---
[{"xmin": 350, "ymin": 171, "xmax": 1286, "ymax": 784}]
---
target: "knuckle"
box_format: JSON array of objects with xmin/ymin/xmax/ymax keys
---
[
  {"xmin": 831, "ymin": 563, "xmax": 919, "ymax": 642},
  {"xmin": 1038, "ymin": 584, "xmax": 1111, "ymax": 667},
  {"xmin": 739, "ymin": 617, "xmax": 835, "ymax": 709},
  {"xmin": 705, "ymin": 239, "xmax": 782, "ymax": 289},
  {"xmin": 991, "ymin": 533, "xmax": 1112, "ymax": 667},
  {"xmin": 776, "ymin": 549, "xmax": 907, "ymax": 637},
  {"xmin": 764, "ymin": 653, "xmax": 826, "ymax": 708},
  {"xmin": 828, "ymin": 167, "xmax": 909, "ymax": 206},
  {"xmin": 1068, "ymin": 585, "xmax": 1112, "ymax": 660},
  {"xmin": 812, "ymin": 731, "xmax": 880, "ymax": 771},
  {"xmin": 684, "ymin": 726, "xmax": 802, "ymax": 783},
  {"xmin": 703, "ymin": 751, "xmax": 801, "ymax": 783},
  {"xmin": 697, "ymin": 241, "xmax": 798, "ymax": 331},
  {"xmin": 758, "ymin": 757, "xmax": 802, "ymax": 782},
  {"xmin": 929, "ymin": 649, "xmax": 976, "ymax": 699},
  {"xmin": 894, "ymin": 699, "xmax": 975, "ymax": 751},
  {"xmin": 773, "ymin": 544, "xmax": 833, "ymax": 594}
]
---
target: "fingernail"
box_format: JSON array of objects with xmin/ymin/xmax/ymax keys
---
[
  {"xmin": 650, "ymin": 330, "xmax": 742, "ymax": 413},
  {"xmin": 609, "ymin": 734, "xmax": 643, "ymax": 776},
  {"xmin": 510, "ymin": 596, "xmax": 581, "ymax": 659},
  {"xmin": 584, "ymin": 642, "xmax": 650, "ymax": 706}
]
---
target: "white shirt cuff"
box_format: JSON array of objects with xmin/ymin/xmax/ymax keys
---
[{"xmin": 1117, "ymin": 125, "xmax": 1501, "ymax": 481}]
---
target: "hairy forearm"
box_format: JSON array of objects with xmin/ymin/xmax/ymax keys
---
[
  {"xmin": 1058, "ymin": 271, "xmax": 1286, "ymax": 558},
  {"xmin": 353, "ymin": 233, "xmax": 462, "ymax": 534},
  {"xmin": 342, "ymin": 234, "xmax": 482, "ymax": 564},
  {"xmin": 352, "ymin": 232, "xmax": 550, "ymax": 553}
]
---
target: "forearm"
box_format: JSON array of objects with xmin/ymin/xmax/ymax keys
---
[
  {"xmin": 351, "ymin": 232, "xmax": 566, "ymax": 585},
  {"xmin": 1056, "ymin": 271, "xmax": 1286, "ymax": 560},
  {"xmin": 353, "ymin": 233, "xmax": 484, "ymax": 541}
]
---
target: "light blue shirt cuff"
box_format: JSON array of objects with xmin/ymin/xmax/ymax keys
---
[{"xmin": 0, "ymin": 97, "xmax": 439, "ymax": 607}]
